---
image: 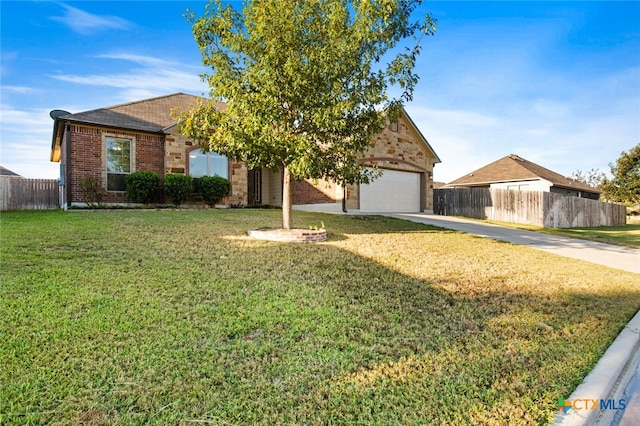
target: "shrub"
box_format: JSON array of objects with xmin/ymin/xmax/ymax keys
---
[
  {"xmin": 199, "ymin": 175, "xmax": 231, "ymax": 207},
  {"xmin": 164, "ymin": 174, "xmax": 194, "ymax": 207},
  {"xmin": 125, "ymin": 171, "xmax": 161, "ymax": 205},
  {"xmin": 79, "ymin": 174, "xmax": 104, "ymax": 208}
]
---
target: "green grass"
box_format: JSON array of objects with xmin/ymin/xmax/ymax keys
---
[
  {"xmin": 1, "ymin": 210, "xmax": 639, "ymax": 425},
  {"xmin": 474, "ymin": 218, "xmax": 640, "ymax": 248}
]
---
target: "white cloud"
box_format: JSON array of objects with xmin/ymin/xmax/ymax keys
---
[
  {"xmin": 1, "ymin": 52, "xmax": 209, "ymax": 179},
  {"xmin": 49, "ymin": 53, "xmax": 208, "ymax": 100},
  {"xmin": 50, "ymin": 3, "xmax": 133, "ymax": 35},
  {"xmin": 1, "ymin": 86, "xmax": 40, "ymax": 94},
  {"xmin": 0, "ymin": 105, "xmax": 59, "ymax": 179},
  {"xmin": 0, "ymin": 105, "xmax": 52, "ymax": 131}
]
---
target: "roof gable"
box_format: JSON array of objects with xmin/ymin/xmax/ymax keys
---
[
  {"xmin": 448, "ymin": 154, "xmax": 599, "ymax": 193},
  {"xmin": 400, "ymin": 107, "xmax": 441, "ymax": 164}
]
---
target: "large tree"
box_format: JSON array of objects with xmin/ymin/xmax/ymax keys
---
[
  {"xmin": 178, "ymin": 0, "xmax": 436, "ymax": 228},
  {"xmin": 601, "ymin": 143, "xmax": 640, "ymax": 205}
]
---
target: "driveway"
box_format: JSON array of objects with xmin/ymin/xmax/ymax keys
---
[{"xmin": 388, "ymin": 213, "xmax": 639, "ymax": 274}]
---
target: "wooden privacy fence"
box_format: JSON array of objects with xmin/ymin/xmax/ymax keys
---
[
  {"xmin": 0, "ymin": 177, "xmax": 60, "ymax": 211},
  {"xmin": 433, "ymin": 188, "xmax": 626, "ymax": 228}
]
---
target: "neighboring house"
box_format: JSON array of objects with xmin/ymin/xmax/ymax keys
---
[
  {"xmin": 0, "ymin": 165, "xmax": 23, "ymax": 178},
  {"xmin": 50, "ymin": 93, "xmax": 440, "ymax": 212},
  {"xmin": 445, "ymin": 154, "xmax": 600, "ymax": 199}
]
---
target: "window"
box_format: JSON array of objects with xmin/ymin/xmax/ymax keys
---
[
  {"xmin": 106, "ymin": 137, "xmax": 132, "ymax": 191},
  {"xmin": 390, "ymin": 120, "xmax": 399, "ymax": 132},
  {"xmin": 189, "ymin": 149, "xmax": 228, "ymax": 178}
]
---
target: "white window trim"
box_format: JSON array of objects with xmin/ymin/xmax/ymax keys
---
[{"xmin": 103, "ymin": 133, "xmax": 136, "ymax": 192}]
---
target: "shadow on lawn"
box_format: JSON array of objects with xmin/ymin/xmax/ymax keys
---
[
  {"xmin": 4, "ymin": 210, "xmax": 639, "ymax": 425},
  {"xmin": 208, "ymin": 226, "xmax": 640, "ymax": 424}
]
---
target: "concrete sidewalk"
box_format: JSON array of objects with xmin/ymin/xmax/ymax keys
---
[
  {"xmin": 390, "ymin": 213, "xmax": 639, "ymax": 274},
  {"xmin": 384, "ymin": 212, "xmax": 639, "ymax": 425}
]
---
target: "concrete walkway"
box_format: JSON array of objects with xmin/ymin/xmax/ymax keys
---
[
  {"xmin": 384, "ymin": 213, "xmax": 640, "ymax": 425},
  {"xmin": 390, "ymin": 213, "xmax": 640, "ymax": 274}
]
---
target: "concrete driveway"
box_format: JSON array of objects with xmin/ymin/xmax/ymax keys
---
[{"xmin": 389, "ymin": 213, "xmax": 639, "ymax": 274}]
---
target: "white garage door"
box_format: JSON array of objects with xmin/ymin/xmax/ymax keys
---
[{"xmin": 360, "ymin": 168, "xmax": 421, "ymax": 213}]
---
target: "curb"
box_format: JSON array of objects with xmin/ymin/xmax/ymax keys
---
[{"xmin": 553, "ymin": 310, "xmax": 640, "ymax": 425}]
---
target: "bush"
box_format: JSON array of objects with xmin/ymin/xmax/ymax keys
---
[
  {"xmin": 125, "ymin": 171, "xmax": 161, "ymax": 204},
  {"xmin": 199, "ymin": 175, "xmax": 231, "ymax": 207},
  {"xmin": 164, "ymin": 174, "xmax": 194, "ymax": 207},
  {"xmin": 79, "ymin": 174, "xmax": 104, "ymax": 208}
]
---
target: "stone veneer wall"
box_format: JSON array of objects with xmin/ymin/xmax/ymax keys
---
[
  {"xmin": 162, "ymin": 114, "xmax": 437, "ymax": 209},
  {"xmin": 296, "ymin": 116, "xmax": 438, "ymax": 210},
  {"xmin": 229, "ymin": 161, "xmax": 248, "ymax": 205},
  {"xmin": 359, "ymin": 117, "xmax": 437, "ymax": 210},
  {"xmin": 165, "ymin": 133, "xmax": 193, "ymax": 175},
  {"xmin": 165, "ymin": 130, "xmax": 248, "ymax": 205}
]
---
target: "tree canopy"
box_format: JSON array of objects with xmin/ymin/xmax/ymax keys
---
[
  {"xmin": 601, "ymin": 143, "xmax": 640, "ymax": 205},
  {"xmin": 571, "ymin": 168, "xmax": 605, "ymax": 190},
  {"xmin": 178, "ymin": 0, "xmax": 436, "ymax": 228}
]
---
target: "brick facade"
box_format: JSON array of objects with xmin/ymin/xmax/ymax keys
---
[
  {"xmin": 55, "ymin": 95, "xmax": 438, "ymax": 210},
  {"xmin": 64, "ymin": 124, "xmax": 249, "ymax": 207},
  {"xmin": 66, "ymin": 125, "xmax": 164, "ymax": 205},
  {"xmin": 291, "ymin": 179, "xmax": 340, "ymax": 205}
]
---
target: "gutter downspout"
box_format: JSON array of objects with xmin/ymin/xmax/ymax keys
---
[{"xmin": 65, "ymin": 123, "xmax": 71, "ymax": 210}]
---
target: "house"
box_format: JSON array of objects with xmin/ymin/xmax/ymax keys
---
[
  {"xmin": 0, "ymin": 166, "xmax": 23, "ymax": 178},
  {"xmin": 50, "ymin": 93, "xmax": 440, "ymax": 212},
  {"xmin": 445, "ymin": 154, "xmax": 600, "ymax": 200}
]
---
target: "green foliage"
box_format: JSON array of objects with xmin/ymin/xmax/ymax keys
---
[
  {"xmin": 164, "ymin": 173, "xmax": 194, "ymax": 207},
  {"xmin": 198, "ymin": 175, "xmax": 231, "ymax": 206},
  {"xmin": 601, "ymin": 143, "xmax": 640, "ymax": 205},
  {"xmin": 125, "ymin": 171, "xmax": 161, "ymax": 204},
  {"xmin": 178, "ymin": 0, "xmax": 436, "ymax": 227},
  {"xmin": 571, "ymin": 168, "xmax": 606, "ymax": 190},
  {"xmin": 78, "ymin": 174, "xmax": 104, "ymax": 207},
  {"xmin": 309, "ymin": 220, "xmax": 325, "ymax": 231}
]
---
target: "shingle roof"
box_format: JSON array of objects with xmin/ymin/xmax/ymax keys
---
[
  {"xmin": 59, "ymin": 93, "xmax": 223, "ymax": 133},
  {"xmin": 58, "ymin": 108, "xmax": 166, "ymax": 133},
  {"xmin": 107, "ymin": 93, "xmax": 216, "ymax": 128},
  {"xmin": 0, "ymin": 165, "xmax": 22, "ymax": 177},
  {"xmin": 447, "ymin": 154, "xmax": 599, "ymax": 193}
]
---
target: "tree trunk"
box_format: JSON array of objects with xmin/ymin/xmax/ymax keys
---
[{"xmin": 282, "ymin": 165, "xmax": 293, "ymax": 229}]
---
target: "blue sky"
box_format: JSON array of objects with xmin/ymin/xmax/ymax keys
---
[{"xmin": 1, "ymin": 1, "xmax": 639, "ymax": 183}]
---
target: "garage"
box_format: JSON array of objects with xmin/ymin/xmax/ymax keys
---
[{"xmin": 359, "ymin": 168, "xmax": 422, "ymax": 213}]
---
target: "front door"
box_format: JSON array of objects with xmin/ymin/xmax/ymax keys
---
[{"xmin": 247, "ymin": 168, "xmax": 262, "ymax": 206}]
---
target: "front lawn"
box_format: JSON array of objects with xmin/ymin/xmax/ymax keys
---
[
  {"xmin": 477, "ymin": 219, "xmax": 640, "ymax": 248},
  {"xmin": 1, "ymin": 210, "xmax": 638, "ymax": 425}
]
